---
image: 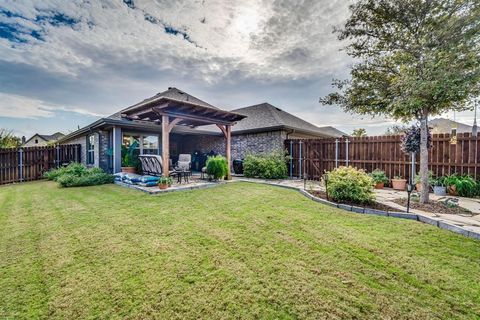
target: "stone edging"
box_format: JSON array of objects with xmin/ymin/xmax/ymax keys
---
[{"xmin": 235, "ymin": 179, "xmax": 480, "ymax": 241}]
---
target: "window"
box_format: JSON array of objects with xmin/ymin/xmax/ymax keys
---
[
  {"xmin": 122, "ymin": 134, "xmax": 158, "ymax": 155},
  {"xmin": 35, "ymin": 139, "xmax": 38, "ymax": 144},
  {"xmin": 87, "ymin": 134, "xmax": 95, "ymax": 165}
]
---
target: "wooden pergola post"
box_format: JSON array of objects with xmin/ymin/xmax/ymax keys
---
[
  {"xmin": 225, "ymin": 125, "xmax": 231, "ymax": 180},
  {"xmin": 162, "ymin": 115, "xmax": 170, "ymax": 176}
]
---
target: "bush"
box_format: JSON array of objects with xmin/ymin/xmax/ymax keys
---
[
  {"xmin": 57, "ymin": 172, "xmax": 114, "ymax": 187},
  {"xmin": 444, "ymin": 174, "xmax": 478, "ymax": 197},
  {"xmin": 243, "ymin": 152, "xmax": 288, "ymax": 179},
  {"xmin": 44, "ymin": 162, "xmax": 114, "ymax": 187},
  {"xmin": 206, "ymin": 155, "xmax": 228, "ymax": 180},
  {"xmin": 369, "ymin": 169, "xmax": 388, "ymax": 184},
  {"xmin": 325, "ymin": 166, "xmax": 375, "ymax": 204}
]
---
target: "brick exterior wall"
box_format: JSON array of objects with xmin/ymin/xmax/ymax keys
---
[
  {"xmin": 180, "ymin": 130, "xmax": 287, "ymax": 160},
  {"xmin": 61, "ymin": 130, "xmax": 110, "ymax": 172}
]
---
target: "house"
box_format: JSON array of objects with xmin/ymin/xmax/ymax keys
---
[
  {"xmin": 23, "ymin": 132, "xmax": 64, "ymax": 147},
  {"xmin": 429, "ymin": 118, "xmax": 474, "ymax": 134},
  {"xmin": 58, "ymin": 87, "xmax": 344, "ymax": 173}
]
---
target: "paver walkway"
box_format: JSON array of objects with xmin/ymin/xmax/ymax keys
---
[{"xmin": 234, "ymin": 176, "xmax": 480, "ymax": 234}]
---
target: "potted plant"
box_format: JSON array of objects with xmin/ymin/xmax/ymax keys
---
[
  {"xmin": 369, "ymin": 169, "xmax": 388, "ymax": 189},
  {"xmin": 414, "ymin": 171, "xmax": 434, "ymax": 192},
  {"xmin": 432, "ymin": 176, "xmax": 447, "ymax": 196},
  {"xmin": 158, "ymin": 176, "xmax": 173, "ymax": 189},
  {"xmin": 121, "ymin": 142, "xmax": 138, "ymax": 173},
  {"xmin": 391, "ymin": 175, "xmax": 407, "ymax": 190}
]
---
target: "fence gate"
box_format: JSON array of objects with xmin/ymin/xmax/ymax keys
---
[{"xmin": 0, "ymin": 144, "xmax": 81, "ymax": 185}]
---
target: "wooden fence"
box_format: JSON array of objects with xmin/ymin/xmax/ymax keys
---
[
  {"xmin": 0, "ymin": 144, "xmax": 81, "ymax": 185},
  {"xmin": 286, "ymin": 133, "xmax": 480, "ymax": 181}
]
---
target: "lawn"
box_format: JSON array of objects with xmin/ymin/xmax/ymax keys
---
[{"xmin": 1, "ymin": 181, "xmax": 479, "ymax": 319}]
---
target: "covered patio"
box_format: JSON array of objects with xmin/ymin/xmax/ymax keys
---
[{"xmin": 115, "ymin": 96, "xmax": 246, "ymax": 179}]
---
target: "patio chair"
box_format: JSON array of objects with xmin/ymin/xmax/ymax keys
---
[
  {"xmin": 175, "ymin": 154, "xmax": 191, "ymax": 171},
  {"xmin": 138, "ymin": 154, "xmax": 164, "ymax": 176}
]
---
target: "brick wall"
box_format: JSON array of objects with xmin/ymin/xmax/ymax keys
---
[
  {"xmin": 181, "ymin": 130, "xmax": 287, "ymax": 160},
  {"xmin": 60, "ymin": 130, "xmax": 110, "ymax": 171}
]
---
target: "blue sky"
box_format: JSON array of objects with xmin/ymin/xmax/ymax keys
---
[{"xmin": 0, "ymin": 0, "xmax": 477, "ymax": 139}]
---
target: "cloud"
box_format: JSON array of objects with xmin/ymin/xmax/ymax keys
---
[{"xmin": 0, "ymin": 92, "xmax": 104, "ymax": 119}]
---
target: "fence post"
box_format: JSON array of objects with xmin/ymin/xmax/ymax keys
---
[
  {"xmin": 345, "ymin": 138, "xmax": 349, "ymax": 166},
  {"xmin": 289, "ymin": 140, "xmax": 293, "ymax": 178},
  {"xmin": 298, "ymin": 140, "xmax": 303, "ymax": 179},
  {"xmin": 335, "ymin": 139, "xmax": 339, "ymax": 168},
  {"xmin": 18, "ymin": 148, "xmax": 24, "ymax": 182},
  {"xmin": 55, "ymin": 145, "xmax": 60, "ymax": 167}
]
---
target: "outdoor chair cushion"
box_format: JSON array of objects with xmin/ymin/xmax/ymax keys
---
[
  {"xmin": 176, "ymin": 161, "xmax": 190, "ymax": 171},
  {"xmin": 139, "ymin": 154, "xmax": 163, "ymax": 176},
  {"xmin": 124, "ymin": 173, "xmax": 142, "ymax": 183},
  {"xmin": 178, "ymin": 154, "xmax": 191, "ymax": 162},
  {"xmin": 139, "ymin": 175, "xmax": 160, "ymax": 183},
  {"xmin": 138, "ymin": 181, "xmax": 158, "ymax": 187},
  {"xmin": 113, "ymin": 172, "xmax": 128, "ymax": 181}
]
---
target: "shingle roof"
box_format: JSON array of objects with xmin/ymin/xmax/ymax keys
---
[
  {"xmin": 38, "ymin": 132, "xmax": 65, "ymax": 141},
  {"xmin": 228, "ymin": 103, "xmax": 345, "ymax": 137},
  {"xmin": 429, "ymin": 118, "xmax": 473, "ymax": 134}
]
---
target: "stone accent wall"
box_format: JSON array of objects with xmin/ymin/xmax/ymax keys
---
[{"xmin": 182, "ymin": 130, "xmax": 287, "ymax": 160}]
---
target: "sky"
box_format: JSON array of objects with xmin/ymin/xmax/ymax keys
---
[{"xmin": 0, "ymin": 0, "xmax": 478, "ymax": 139}]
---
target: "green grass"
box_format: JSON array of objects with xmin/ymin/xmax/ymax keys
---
[{"xmin": 1, "ymin": 181, "xmax": 479, "ymax": 319}]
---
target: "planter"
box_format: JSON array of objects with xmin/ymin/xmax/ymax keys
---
[
  {"xmin": 374, "ymin": 182, "xmax": 384, "ymax": 189},
  {"xmin": 433, "ymin": 186, "xmax": 447, "ymax": 196},
  {"xmin": 448, "ymin": 185, "xmax": 457, "ymax": 196},
  {"xmin": 121, "ymin": 166, "xmax": 136, "ymax": 174},
  {"xmin": 416, "ymin": 183, "xmax": 422, "ymax": 192},
  {"xmin": 159, "ymin": 183, "xmax": 168, "ymax": 190},
  {"xmin": 391, "ymin": 179, "xmax": 407, "ymax": 191}
]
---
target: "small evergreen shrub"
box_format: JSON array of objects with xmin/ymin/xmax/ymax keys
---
[
  {"xmin": 243, "ymin": 152, "xmax": 288, "ymax": 179},
  {"xmin": 44, "ymin": 162, "xmax": 114, "ymax": 187},
  {"xmin": 326, "ymin": 166, "xmax": 375, "ymax": 204},
  {"xmin": 206, "ymin": 155, "xmax": 228, "ymax": 180},
  {"xmin": 57, "ymin": 172, "xmax": 114, "ymax": 187},
  {"xmin": 369, "ymin": 169, "xmax": 388, "ymax": 184}
]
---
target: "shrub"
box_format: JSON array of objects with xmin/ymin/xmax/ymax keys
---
[
  {"xmin": 325, "ymin": 166, "xmax": 375, "ymax": 204},
  {"xmin": 369, "ymin": 169, "xmax": 388, "ymax": 184},
  {"xmin": 243, "ymin": 152, "xmax": 288, "ymax": 179},
  {"xmin": 414, "ymin": 171, "xmax": 435, "ymax": 185},
  {"xmin": 444, "ymin": 174, "xmax": 478, "ymax": 197},
  {"xmin": 57, "ymin": 172, "xmax": 114, "ymax": 187},
  {"xmin": 206, "ymin": 155, "xmax": 228, "ymax": 180},
  {"xmin": 44, "ymin": 162, "xmax": 114, "ymax": 187}
]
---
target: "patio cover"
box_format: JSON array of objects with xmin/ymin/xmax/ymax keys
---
[{"xmin": 121, "ymin": 96, "xmax": 246, "ymax": 179}]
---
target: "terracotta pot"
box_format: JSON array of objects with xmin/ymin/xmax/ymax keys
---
[
  {"xmin": 448, "ymin": 185, "xmax": 456, "ymax": 196},
  {"xmin": 121, "ymin": 167, "xmax": 136, "ymax": 174},
  {"xmin": 416, "ymin": 183, "xmax": 422, "ymax": 192},
  {"xmin": 391, "ymin": 179, "xmax": 407, "ymax": 191},
  {"xmin": 374, "ymin": 182, "xmax": 384, "ymax": 189},
  {"xmin": 159, "ymin": 183, "xmax": 168, "ymax": 190}
]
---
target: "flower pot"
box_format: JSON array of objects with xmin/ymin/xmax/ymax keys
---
[
  {"xmin": 159, "ymin": 183, "xmax": 168, "ymax": 190},
  {"xmin": 391, "ymin": 179, "xmax": 407, "ymax": 190},
  {"xmin": 416, "ymin": 183, "xmax": 422, "ymax": 192},
  {"xmin": 433, "ymin": 186, "xmax": 446, "ymax": 196},
  {"xmin": 374, "ymin": 182, "xmax": 384, "ymax": 189},
  {"xmin": 448, "ymin": 185, "xmax": 456, "ymax": 196},
  {"xmin": 121, "ymin": 166, "xmax": 136, "ymax": 174}
]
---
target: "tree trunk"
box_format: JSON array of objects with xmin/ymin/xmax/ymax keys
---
[{"xmin": 419, "ymin": 114, "xmax": 429, "ymax": 204}]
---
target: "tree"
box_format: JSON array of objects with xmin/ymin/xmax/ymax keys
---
[
  {"xmin": 385, "ymin": 124, "xmax": 408, "ymax": 136},
  {"xmin": 351, "ymin": 128, "xmax": 367, "ymax": 137},
  {"xmin": 0, "ymin": 129, "xmax": 21, "ymax": 148},
  {"xmin": 320, "ymin": 0, "xmax": 480, "ymax": 203}
]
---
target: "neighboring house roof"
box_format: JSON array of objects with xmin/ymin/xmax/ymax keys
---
[
  {"xmin": 24, "ymin": 132, "xmax": 64, "ymax": 145},
  {"xmin": 429, "ymin": 118, "xmax": 473, "ymax": 134},
  {"xmin": 59, "ymin": 87, "xmax": 344, "ymax": 142}
]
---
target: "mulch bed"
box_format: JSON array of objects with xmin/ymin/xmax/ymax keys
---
[
  {"xmin": 392, "ymin": 198, "xmax": 475, "ymax": 216},
  {"xmin": 308, "ymin": 190, "xmax": 399, "ymax": 212}
]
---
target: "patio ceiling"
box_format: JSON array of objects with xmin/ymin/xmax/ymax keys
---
[{"xmin": 120, "ymin": 97, "xmax": 246, "ymax": 127}]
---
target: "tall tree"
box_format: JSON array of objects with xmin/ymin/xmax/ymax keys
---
[
  {"xmin": 321, "ymin": 0, "xmax": 480, "ymax": 203},
  {"xmin": 351, "ymin": 128, "xmax": 367, "ymax": 137},
  {"xmin": 0, "ymin": 129, "xmax": 21, "ymax": 148}
]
